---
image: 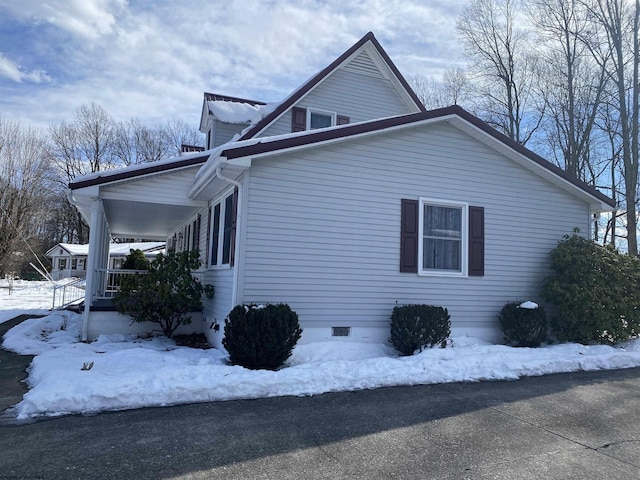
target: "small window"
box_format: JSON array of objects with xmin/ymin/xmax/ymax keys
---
[
  {"xmin": 307, "ymin": 109, "xmax": 336, "ymax": 130},
  {"xmin": 418, "ymin": 199, "xmax": 467, "ymax": 276},
  {"xmin": 59, "ymin": 258, "xmax": 67, "ymax": 270}
]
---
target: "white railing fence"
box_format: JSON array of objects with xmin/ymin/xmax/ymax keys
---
[
  {"xmin": 94, "ymin": 269, "xmax": 147, "ymax": 299},
  {"xmin": 52, "ymin": 270, "xmax": 148, "ymax": 310},
  {"xmin": 52, "ymin": 277, "xmax": 86, "ymax": 310}
]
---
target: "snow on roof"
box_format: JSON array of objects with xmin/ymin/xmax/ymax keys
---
[
  {"xmin": 208, "ymin": 101, "xmax": 262, "ymax": 124},
  {"xmin": 108, "ymin": 242, "xmax": 165, "ymax": 256},
  {"xmin": 207, "ymin": 100, "xmax": 280, "ymax": 126},
  {"xmin": 47, "ymin": 242, "xmax": 165, "ymax": 258},
  {"xmin": 69, "ymin": 149, "xmax": 211, "ymax": 188}
]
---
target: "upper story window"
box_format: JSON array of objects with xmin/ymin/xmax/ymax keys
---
[
  {"xmin": 308, "ymin": 109, "xmax": 336, "ymax": 130},
  {"xmin": 292, "ymin": 106, "xmax": 349, "ymax": 132}
]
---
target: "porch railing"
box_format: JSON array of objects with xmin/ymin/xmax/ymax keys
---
[
  {"xmin": 52, "ymin": 277, "xmax": 86, "ymax": 310},
  {"xmin": 94, "ymin": 269, "xmax": 147, "ymax": 299}
]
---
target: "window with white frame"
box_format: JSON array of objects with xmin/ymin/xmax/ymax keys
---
[
  {"xmin": 418, "ymin": 199, "xmax": 467, "ymax": 275},
  {"xmin": 307, "ymin": 109, "xmax": 336, "ymax": 130},
  {"xmin": 209, "ymin": 190, "xmax": 236, "ymax": 267}
]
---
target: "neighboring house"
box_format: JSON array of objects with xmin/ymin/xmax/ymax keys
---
[
  {"xmin": 46, "ymin": 242, "xmax": 165, "ymax": 280},
  {"xmin": 68, "ymin": 32, "xmax": 615, "ymax": 346}
]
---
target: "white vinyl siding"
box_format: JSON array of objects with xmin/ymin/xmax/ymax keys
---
[
  {"xmin": 202, "ymin": 267, "xmax": 234, "ymax": 326},
  {"xmin": 239, "ymin": 123, "xmax": 589, "ymax": 340},
  {"xmin": 211, "ymin": 121, "xmax": 247, "ymax": 148},
  {"xmin": 101, "ymin": 167, "xmax": 199, "ymax": 205}
]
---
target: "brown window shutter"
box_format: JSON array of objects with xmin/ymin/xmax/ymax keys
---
[
  {"xmin": 230, "ymin": 187, "xmax": 239, "ymax": 266},
  {"xmin": 194, "ymin": 214, "xmax": 201, "ymax": 252},
  {"xmin": 292, "ymin": 107, "xmax": 307, "ymax": 132},
  {"xmin": 400, "ymin": 199, "xmax": 419, "ymax": 273},
  {"xmin": 337, "ymin": 115, "xmax": 350, "ymax": 125},
  {"xmin": 468, "ymin": 206, "xmax": 484, "ymax": 276},
  {"xmin": 205, "ymin": 207, "xmax": 211, "ymax": 265}
]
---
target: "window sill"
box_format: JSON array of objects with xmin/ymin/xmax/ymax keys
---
[
  {"xmin": 418, "ymin": 270, "xmax": 468, "ymax": 278},
  {"xmin": 208, "ymin": 264, "xmax": 232, "ymax": 271}
]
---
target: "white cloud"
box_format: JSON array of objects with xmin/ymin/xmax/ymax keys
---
[
  {"xmin": 0, "ymin": 0, "xmax": 126, "ymax": 39},
  {"xmin": 0, "ymin": 53, "xmax": 51, "ymax": 84},
  {"xmin": 0, "ymin": 0, "xmax": 470, "ymax": 129}
]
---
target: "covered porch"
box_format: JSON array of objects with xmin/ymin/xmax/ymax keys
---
[{"xmin": 68, "ymin": 158, "xmax": 209, "ymax": 340}]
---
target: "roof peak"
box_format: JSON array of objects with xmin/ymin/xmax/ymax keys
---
[{"xmin": 237, "ymin": 31, "xmax": 425, "ymax": 141}]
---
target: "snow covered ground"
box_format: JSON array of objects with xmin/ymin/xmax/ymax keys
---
[
  {"xmin": 0, "ymin": 279, "xmax": 62, "ymax": 323},
  {"xmin": 3, "ymin": 280, "xmax": 640, "ymax": 420}
]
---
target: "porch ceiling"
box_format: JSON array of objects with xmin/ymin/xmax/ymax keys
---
[{"xmin": 103, "ymin": 199, "xmax": 201, "ymax": 240}]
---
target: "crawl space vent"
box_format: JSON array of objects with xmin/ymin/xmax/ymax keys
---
[{"xmin": 332, "ymin": 327, "xmax": 351, "ymax": 337}]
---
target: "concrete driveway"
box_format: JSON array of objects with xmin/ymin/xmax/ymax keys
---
[{"xmin": 1, "ymin": 362, "xmax": 639, "ymax": 479}]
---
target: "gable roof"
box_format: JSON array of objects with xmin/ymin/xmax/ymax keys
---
[
  {"xmin": 237, "ymin": 31, "xmax": 426, "ymax": 141},
  {"xmin": 212, "ymin": 105, "xmax": 614, "ymax": 210}
]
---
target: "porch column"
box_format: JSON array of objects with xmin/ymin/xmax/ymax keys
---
[{"xmin": 81, "ymin": 198, "xmax": 109, "ymax": 341}]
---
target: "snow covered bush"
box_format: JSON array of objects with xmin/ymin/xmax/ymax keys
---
[
  {"xmin": 389, "ymin": 305, "xmax": 451, "ymax": 356},
  {"xmin": 542, "ymin": 233, "xmax": 640, "ymax": 344},
  {"xmin": 113, "ymin": 251, "xmax": 214, "ymax": 338},
  {"xmin": 223, "ymin": 303, "xmax": 302, "ymax": 370},
  {"xmin": 498, "ymin": 301, "xmax": 547, "ymax": 347}
]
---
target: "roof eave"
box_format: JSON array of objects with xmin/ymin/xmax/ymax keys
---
[{"xmin": 68, "ymin": 154, "xmax": 210, "ymax": 191}]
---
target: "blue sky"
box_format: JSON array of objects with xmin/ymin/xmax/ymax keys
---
[{"xmin": 0, "ymin": 0, "xmax": 468, "ymax": 131}]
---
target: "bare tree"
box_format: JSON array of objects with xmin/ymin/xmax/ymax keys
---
[
  {"xmin": 113, "ymin": 118, "xmax": 168, "ymax": 166},
  {"xmin": 49, "ymin": 102, "xmax": 118, "ymax": 182},
  {"xmin": 528, "ymin": 0, "xmax": 609, "ymax": 181},
  {"xmin": 162, "ymin": 118, "xmax": 204, "ymax": 155},
  {"xmin": 580, "ymin": 0, "xmax": 640, "ymax": 255},
  {"xmin": 48, "ymin": 103, "xmax": 120, "ymax": 242},
  {"xmin": 457, "ymin": 0, "xmax": 543, "ymax": 145},
  {"xmin": 0, "ymin": 118, "xmax": 53, "ymax": 276},
  {"xmin": 410, "ymin": 68, "xmax": 471, "ymax": 110}
]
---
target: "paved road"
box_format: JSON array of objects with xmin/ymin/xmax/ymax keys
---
[{"xmin": 1, "ymin": 365, "xmax": 639, "ymax": 479}]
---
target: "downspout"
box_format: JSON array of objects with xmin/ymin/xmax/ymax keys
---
[{"xmin": 215, "ymin": 166, "xmax": 242, "ymax": 307}]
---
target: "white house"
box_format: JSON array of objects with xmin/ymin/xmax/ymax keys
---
[
  {"xmin": 67, "ymin": 32, "xmax": 615, "ymax": 346},
  {"xmin": 46, "ymin": 242, "xmax": 165, "ymax": 280}
]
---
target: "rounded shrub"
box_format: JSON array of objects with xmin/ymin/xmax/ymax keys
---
[
  {"xmin": 542, "ymin": 233, "xmax": 640, "ymax": 344},
  {"xmin": 223, "ymin": 303, "xmax": 303, "ymax": 370},
  {"xmin": 498, "ymin": 301, "xmax": 547, "ymax": 347},
  {"xmin": 389, "ymin": 304, "xmax": 451, "ymax": 356}
]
